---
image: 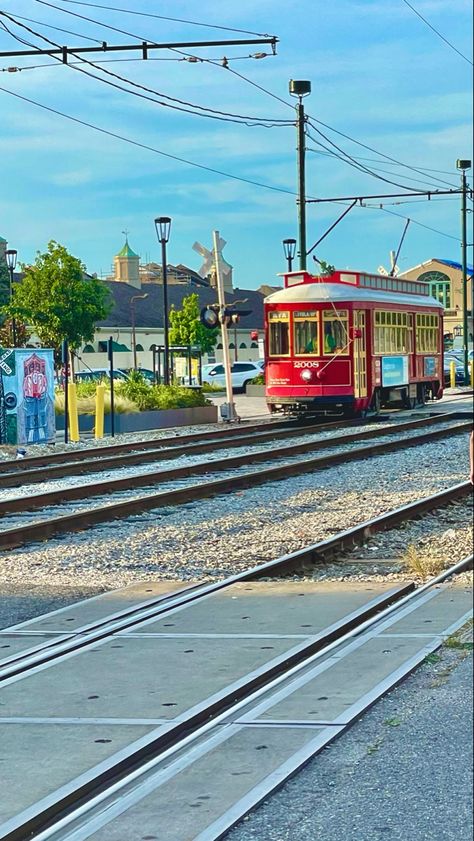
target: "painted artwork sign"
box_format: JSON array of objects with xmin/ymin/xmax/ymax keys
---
[
  {"xmin": 424, "ymin": 357, "xmax": 437, "ymax": 377},
  {"xmin": 0, "ymin": 348, "xmax": 56, "ymax": 445},
  {"xmin": 381, "ymin": 355, "xmax": 409, "ymax": 388}
]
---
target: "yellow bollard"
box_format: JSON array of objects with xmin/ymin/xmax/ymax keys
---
[
  {"xmin": 95, "ymin": 383, "xmax": 105, "ymax": 439},
  {"xmin": 450, "ymin": 359, "xmax": 456, "ymax": 389},
  {"xmin": 67, "ymin": 382, "xmax": 80, "ymax": 442},
  {"xmin": 470, "ymin": 360, "xmax": 474, "ymax": 389}
]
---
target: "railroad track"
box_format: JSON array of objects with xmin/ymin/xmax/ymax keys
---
[
  {"xmin": 1, "ymin": 478, "xmax": 470, "ymax": 680},
  {"xmin": 0, "ymin": 416, "xmax": 354, "ymax": 486},
  {"xmin": 0, "ymin": 414, "xmax": 470, "ymax": 550},
  {"xmin": 1, "ymin": 533, "xmax": 471, "ymax": 841}
]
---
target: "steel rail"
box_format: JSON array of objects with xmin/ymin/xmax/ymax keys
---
[
  {"xmin": 0, "ymin": 413, "xmax": 460, "ymax": 515},
  {"xmin": 5, "ymin": 552, "xmax": 472, "ymax": 841},
  {"xmin": 1, "ymin": 479, "xmax": 470, "ymax": 681},
  {"xmin": 0, "ymin": 416, "xmax": 368, "ymax": 487},
  {"xmin": 0, "ymin": 420, "xmax": 470, "ymax": 550},
  {"xmin": 0, "ymin": 416, "xmax": 347, "ymax": 476}
]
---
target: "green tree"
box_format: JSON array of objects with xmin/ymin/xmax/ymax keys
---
[
  {"xmin": 169, "ymin": 292, "xmax": 218, "ymax": 354},
  {"xmin": 2, "ymin": 241, "xmax": 111, "ymax": 356},
  {"xmin": 0, "ymin": 255, "xmax": 10, "ymax": 313}
]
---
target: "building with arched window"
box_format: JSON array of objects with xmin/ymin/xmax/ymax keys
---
[{"xmin": 399, "ymin": 258, "xmax": 473, "ymax": 343}]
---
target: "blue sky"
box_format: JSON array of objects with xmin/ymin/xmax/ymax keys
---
[{"xmin": 0, "ymin": 0, "xmax": 472, "ymax": 289}]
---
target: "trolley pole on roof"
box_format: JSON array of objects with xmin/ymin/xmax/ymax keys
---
[
  {"xmin": 457, "ymin": 159, "xmax": 471, "ymax": 385},
  {"xmin": 289, "ymin": 80, "xmax": 311, "ymax": 271}
]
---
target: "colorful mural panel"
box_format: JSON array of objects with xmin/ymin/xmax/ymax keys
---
[{"xmin": 0, "ymin": 348, "xmax": 56, "ymax": 445}]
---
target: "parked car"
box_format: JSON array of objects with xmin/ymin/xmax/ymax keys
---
[
  {"xmin": 74, "ymin": 368, "xmax": 129, "ymax": 383},
  {"xmin": 200, "ymin": 361, "xmax": 263, "ymax": 392},
  {"xmin": 443, "ymin": 356, "xmax": 466, "ymax": 386},
  {"xmin": 118, "ymin": 368, "xmax": 156, "ymax": 383}
]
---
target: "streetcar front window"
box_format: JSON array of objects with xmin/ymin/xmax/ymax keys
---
[
  {"xmin": 322, "ymin": 310, "xmax": 349, "ymax": 355},
  {"xmin": 268, "ymin": 311, "xmax": 290, "ymax": 356},
  {"xmin": 294, "ymin": 311, "xmax": 319, "ymax": 355}
]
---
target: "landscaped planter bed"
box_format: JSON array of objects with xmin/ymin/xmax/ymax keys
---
[{"xmin": 56, "ymin": 404, "xmax": 218, "ymax": 433}]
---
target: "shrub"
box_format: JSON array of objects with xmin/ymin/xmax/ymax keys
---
[{"xmin": 250, "ymin": 374, "xmax": 264, "ymax": 385}]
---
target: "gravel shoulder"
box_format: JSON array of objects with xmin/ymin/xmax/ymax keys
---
[
  {"xmin": 226, "ymin": 639, "xmax": 474, "ymax": 841},
  {"xmin": 0, "ymin": 434, "xmax": 470, "ymax": 589}
]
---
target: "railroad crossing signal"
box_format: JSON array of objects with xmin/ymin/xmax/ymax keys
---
[{"xmin": 200, "ymin": 305, "xmax": 251, "ymax": 329}]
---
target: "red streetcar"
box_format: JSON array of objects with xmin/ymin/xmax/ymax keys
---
[{"xmin": 264, "ymin": 268, "xmax": 443, "ymax": 416}]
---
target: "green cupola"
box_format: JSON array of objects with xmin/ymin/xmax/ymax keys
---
[{"xmin": 114, "ymin": 234, "xmax": 141, "ymax": 288}]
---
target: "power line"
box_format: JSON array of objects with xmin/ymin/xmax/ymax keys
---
[
  {"xmin": 12, "ymin": 12, "xmax": 104, "ymax": 42},
  {"xmin": 306, "ymin": 144, "xmax": 459, "ymax": 192},
  {"xmin": 0, "ymin": 12, "xmax": 287, "ymax": 128},
  {"xmin": 306, "ymin": 116, "xmax": 458, "ymax": 190},
  {"xmin": 0, "ymin": 83, "xmax": 296, "ymax": 196},
  {"xmin": 305, "ymin": 125, "xmax": 423, "ymax": 192},
  {"xmin": 51, "ymin": 0, "xmax": 273, "ymax": 37},
  {"xmin": 401, "ymin": 0, "xmax": 473, "ymax": 66},
  {"xmin": 0, "ymin": 83, "xmax": 461, "ymax": 245}
]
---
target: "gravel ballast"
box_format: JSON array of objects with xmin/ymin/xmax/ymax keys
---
[{"xmin": 0, "ymin": 433, "xmax": 471, "ymax": 589}]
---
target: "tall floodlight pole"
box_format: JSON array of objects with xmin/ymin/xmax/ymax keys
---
[
  {"xmin": 457, "ymin": 159, "xmax": 471, "ymax": 385},
  {"xmin": 289, "ymin": 80, "xmax": 311, "ymax": 270}
]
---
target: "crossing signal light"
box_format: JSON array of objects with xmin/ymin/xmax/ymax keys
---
[
  {"xmin": 200, "ymin": 306, "xmax": 252, "ymax": 328},
  {"xmin": 200, "ymin": 306, "xmax": 219, "ymax": 329}
]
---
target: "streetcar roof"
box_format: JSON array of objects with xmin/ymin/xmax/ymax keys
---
[{"xmin": 264, "ymin": 282, "xmax": 443, "ymax": 309}]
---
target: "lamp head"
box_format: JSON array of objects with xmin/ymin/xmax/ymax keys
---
[
  {"xmin": 456, "ymin": 159, "xmax": 471, "ymax": 170},
  {"xmin": 154, "ymin": 216, "xmax": 172, "ymax": 243},
  {"xmin": 282, "ymin": 238, "xmax": 297, "ymax": 260},
  {"xmin": 5, "ymin": 249, "xmax": 17, "ymax": 271},
  {"xmin": 289, "ymin": 79, "xmax": 311, "ymax": 98}
]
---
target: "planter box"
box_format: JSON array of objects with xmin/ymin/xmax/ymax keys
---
[
  {"xmin": 245, "ymin": 384, "xmax": 266, "ymax": 397},
  {"xmin": 56, "ymin": 404, "xmax": 218, "ymax": 434}
]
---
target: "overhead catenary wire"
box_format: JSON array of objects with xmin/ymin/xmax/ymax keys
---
[
  {"xmin": 33, "ymin": 0, "xmax": 464, "ymax": 193},
  {"xmin": 306, "ymin": 145, "xmax": 461, "ymax": 192},
  {"xmin": 0, "ymin": 83, "xmax": 462, "ymax": 246},
  {"xmin": 50, "ymin": 0, "xmax": 274, "ymax": 37},
  {"xmin": 0, "ymin": 12, "xmax": 288, "ymax": 128},
  {"xmin": 0, "ymin": 83, "xmax": 296, "ymax": 196},
  {"xmin": 400, "ymin": 0, "xmax": 473, "ymax": 66}
]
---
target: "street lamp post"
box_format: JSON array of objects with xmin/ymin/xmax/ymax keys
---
[
  {"xmin": 154, "ymin": 217, "xmax": 172, "ymax": 386},
  {"xmin": 456, "ymin": 159, "xmax": 472, "ymax": 385},
  {"xmin": 130, "ymin": 293, "xmax": 148, "ymax": 370},
  {"xmin": 282, "ymin": 238, "xmax": 297, "ymax": 272},
  {"xmin": 5, "ymin": 249, "xmax": 17, "ymax": 347}
]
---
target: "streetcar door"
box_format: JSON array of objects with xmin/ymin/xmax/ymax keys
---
[{"xmin": 353, "ymin": 311, "xmax": 367, "ymax": 398}]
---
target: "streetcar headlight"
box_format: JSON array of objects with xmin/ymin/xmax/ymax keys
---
[{"xmin": 300, "ymin": 369, "xmax": 313, "ymax": 382}]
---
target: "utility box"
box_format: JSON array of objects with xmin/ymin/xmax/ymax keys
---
[{"xmin": 0, "ymin": 348, "xmax": 56, "ymax": 445}]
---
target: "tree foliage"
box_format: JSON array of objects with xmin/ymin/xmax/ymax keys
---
[
  {"xmin": 0, "ymin": 256, "xmax": 10, "ymax": 313},
  {"xmin": 0, "ymin": 319, "xmax": 30, "ymax": 348},
  {"xmin": 2, "ymin": 241, "xmax": 111, "ymax": 351},
  {"xmin": 169, "ymin": 292, "xmax": 218, "ymax": 354}
]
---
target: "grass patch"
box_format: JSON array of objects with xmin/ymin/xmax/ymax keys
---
[
  {"xmin": 366, "ymin": 738, "xmax": 384, "ymax": 755},
  {"xmin": 401, "ymin": 544, "xmax": 448, "ymax": 580},
  {"xmin": 384, "ymin": 717, "xmax": 401, "ymax": 727},
  {"xmin": 424, "ymin": 652, "xmax": 441, "ymax": 665}
]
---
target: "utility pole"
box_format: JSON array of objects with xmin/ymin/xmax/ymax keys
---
[
  {"xmin": 213, "ymin": 230, "xmax": 237, "ymax": 422},
  {"xmin": 457, "ymin": 159, "xmax": 471, "ymax": 385},
  {"xmin": 289, "ymin": 80, "xmax": 311, "ymax": 271}
]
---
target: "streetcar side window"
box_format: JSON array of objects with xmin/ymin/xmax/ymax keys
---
[
  {"xmin": 322, "ymin": 310, "xmax": 349, "ymax": 355},
  {"xmin": 374, "ymin": 311, "xmax": 411, "ymax": 354},
  {"xmin": 268, "ymin": 311, "xmax": 290, "ymax": 356},
  {"xmin": 416, "ymin": 313, "xmax": 439, "ymax": 352},
  {"xmin": 294, "ymin": 311, "xmax": 319, "ymax": 355}
]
